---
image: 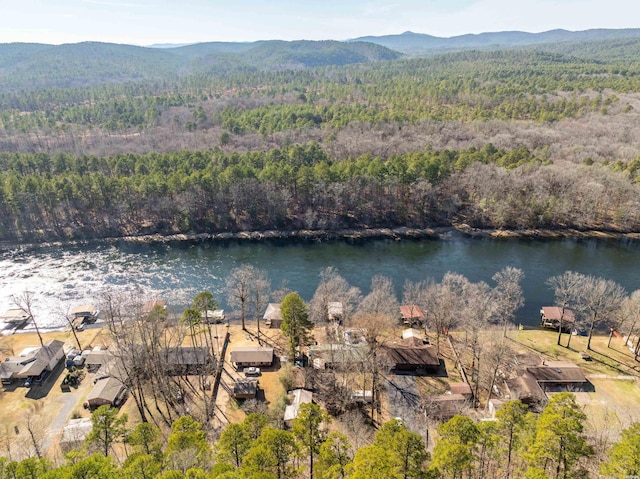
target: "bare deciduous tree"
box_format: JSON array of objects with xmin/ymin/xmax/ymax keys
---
[
  {"xmin": 547, "ymin": 271, "xmax": 583, "ymax": 346},
  {"xmin": 574, "ymin": 275, "xmax": 626, "ymax": 351},
  {"xmin": 357, "ymin": 275, "xmax": 399, "ymax": 322},
  {"xmin": 492, "ymin": 267, "xmax": 524, "ymax": 337},
  {"xmin": 309, "ymin": 267, "xmax": 361, "ymax": 326},
  {"xmin": 616, "ymin": 290, "xmax": 640, "ymax": 358},
  {"xmin": 226, "ymin": 265, "xmax": 270, "ymax": 332},
  {"xmin": 11, "ymin": 291, "xmax": 43, "ymax": 347}
]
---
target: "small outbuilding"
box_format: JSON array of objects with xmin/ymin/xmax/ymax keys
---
[
  {"xmin": 429, "ymin": 393, "xmax": 471, "ymax": 419},
  {"xmin": 263, "ymin": 303, "xmax": 282, "ymax": 329},
  {"xmin": 229, "ymin": 347, "xmax": 274, "ymax": 368},
  {"xmin": 448, "ymin": 381, "xmax": 473, "ymax": 399},
  {"xmin": 309, "ymin": 343, "xmax": 369, "ymax": 370},
  {"xmin": 233, "ymin": 379, "xmax": 258, "ymax": 399}
]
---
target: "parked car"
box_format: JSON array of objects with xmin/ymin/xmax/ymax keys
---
[
  {"xmin": 24, "ymin": 377, "xmax": 33, "ymax": 387},
  {"xmin": 244, "ymin": 367, "xmax": 261, "ymax": 377}
]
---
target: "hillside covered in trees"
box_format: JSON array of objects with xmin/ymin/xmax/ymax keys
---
[{"xmin": 2, "ymin": 34, "xmax": 640, "ymax": 242}]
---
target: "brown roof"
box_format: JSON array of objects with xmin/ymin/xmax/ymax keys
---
[
  {"xmin": 163, "ymin": 347, "xmax": 212, "ymax": 366},
  {"xmin": 400, "ymin": 305, "xmax": 424, "ymax": 320},
  {"xmin": 233, "ymin": 379, "xmax": 258, "ymax": 396},
  {"xmin": 505, "ymin": 373, "xmax": 546, "ymax": 403},
  {"xmin": 381, "ymin": 345, "xmax": 439, "ymax": 367},
  {"xmin": 230, "ymin": 347, "xmax": 274, "ymax": 364},
  {"xmin": 449, "ymin": 382, "xmax": 472, "ymax": 396},
  {"xmin": 429, "ymin": 394, "xmax": 471, "ymax": 418},
  {"xmin": 526, "ymin": 361, "xmax": 587, "ymax": 383},
  {"xmin": 87, "ymin": 377, "xmax": 125, "ymax": 404},
  {"xmin": 541, "ymin": 307, "xmax": 575, "ymax": 324}
]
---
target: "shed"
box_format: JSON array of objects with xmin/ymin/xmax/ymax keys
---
[
  {"xmin": 429, "ymin": 393, "xmax": 471, "ymax": 419},
  {"xmin": 233, "ymin": 379, "xmax": 258, "ymax": 399},
  {"xmin": 402, "ymin": 328, "xmax": 424, "ymax": 341},
  {"xmin": 202, "ymin": 309, "xmax": 225, "ymax": 323},
  {"xmin": 448, "ymin": 382, "xmax": 473, "ymax": 399},
  {"xmin": 402, "ymin": 328, "xmax": 425, "ymax": 346},
  {"xmin": 263, "ymin": 303, "xmax": 282, "ymax": 329},
  {"xmin": 350, "ymin": 389, "xmax": 373, "ymax": 403},
  {"xmin": 284, "ymin": 389, "xmax": 313, "ymax": 426},
  {"xmin": 84, "ymin": 349, "xmax": 112, "ymax": 370},
  {"xmin": 229, "ymin": 347, "xmax": 274, "ymax": 368},
  {"xmin": 86, "ymin": 376, "xmax": 126, "ymax": 409}
]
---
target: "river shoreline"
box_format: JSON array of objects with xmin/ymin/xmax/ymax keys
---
[{"xmin": 2, "ymin": 225, "xmax": 640, "ymax": 253}]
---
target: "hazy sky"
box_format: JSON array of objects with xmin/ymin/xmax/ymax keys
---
[{"xmin": 1, "ymin": 0, "xmax": 639, "ymax": 45}]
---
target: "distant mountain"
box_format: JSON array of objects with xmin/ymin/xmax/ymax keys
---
[
  {"xmin": 350, "ymin": 28, "xmax": 640, "ymax": 55},
  {"xmin": 147, "ymin": 43, "xmax": 195, "ymax": 49},
  {"xmin": 0, "ymin": 39, "xmax": 401, "ymax": 92}
]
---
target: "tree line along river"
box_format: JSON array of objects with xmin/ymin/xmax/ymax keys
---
[{"xmin": 1, "ymin": 232, "xmax": 639, "ymax": 330}]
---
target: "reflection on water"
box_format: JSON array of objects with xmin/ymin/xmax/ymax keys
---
[{"xmin": 1, "ymin": 235, "xmax": 639, "ymax": 330}]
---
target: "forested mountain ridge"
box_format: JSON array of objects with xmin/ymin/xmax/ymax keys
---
[
  {"xmin": 0, "ymin": 40, "xmax": 401, "ymax": 92},
  {"xmin": 351, "ymin": 27, "xmax": 640, "ymax": 54}
]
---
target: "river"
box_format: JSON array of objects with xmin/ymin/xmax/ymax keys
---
[{"xmin": 1, "ymin": 233, "xmax": 639, "ymax": 330}]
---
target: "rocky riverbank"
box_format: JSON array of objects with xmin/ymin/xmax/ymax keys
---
[{"xmin": 2, "ymin": 225, "xmax": 640, "ymax": 253}]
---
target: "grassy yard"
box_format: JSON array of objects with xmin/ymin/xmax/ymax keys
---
[{"xmin": 510, "ymin": 329, "xmax": 640, "ymax": 377}]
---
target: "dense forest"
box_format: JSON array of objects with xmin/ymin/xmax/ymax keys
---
[
  {"xmin": 1, "ymin": 144, "xmax": 639, "ymax": 243},
  {"xmin": 2, "ymin": 35, "xmax": 640, "ymax": 242}
]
